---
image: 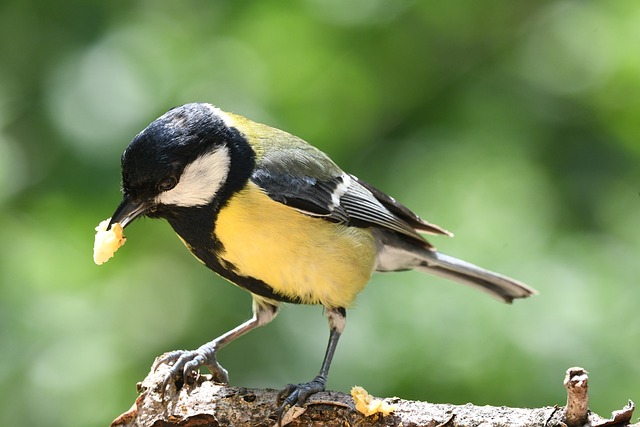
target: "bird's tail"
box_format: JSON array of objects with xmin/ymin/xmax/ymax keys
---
[{"xmin": 416, "ymin": 251, "xmax": 536, "ymax": 303}]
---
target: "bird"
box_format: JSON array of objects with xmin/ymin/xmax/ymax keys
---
[{"xmin": 106, "ymin": 102, "xmax": 536, "ymax": 419}]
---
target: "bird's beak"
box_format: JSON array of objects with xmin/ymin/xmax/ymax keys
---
[{"xmin": 108, "ymin": 196, "xmax": 149, "ymax": 229}]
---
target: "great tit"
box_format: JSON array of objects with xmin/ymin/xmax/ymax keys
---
[{"xmin": 107, "ymin": 103, "xmax": 536, "ymax": 416}]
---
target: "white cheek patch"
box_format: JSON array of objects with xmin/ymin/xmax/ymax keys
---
[{"xmin": 156, "ymin": 146, "xmax": 231, "ymax": 207}]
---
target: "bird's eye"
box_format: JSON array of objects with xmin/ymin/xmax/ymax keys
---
[{"xmin": 157, "ymin": 177, "xmax": 177, "ymax": 192}]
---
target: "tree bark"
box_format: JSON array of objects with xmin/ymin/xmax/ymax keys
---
[{"xmin": 112, "ymin": 363, "xmax": 637, "ymax": 427}]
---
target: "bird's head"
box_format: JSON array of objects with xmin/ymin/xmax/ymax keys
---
[{"xmin": 108, "ymin": 103, "xmax": 253, "ymax": 230}]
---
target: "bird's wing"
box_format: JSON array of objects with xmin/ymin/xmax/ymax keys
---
[
  {"xmin": 250, "ymin": 145, "xmax": 450, "ymax": 242},
  {"xmin": 346, "ymin": 176, "xmax": 452, "ymax": 237}
]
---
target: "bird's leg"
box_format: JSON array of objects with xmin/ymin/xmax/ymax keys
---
[
  {"xmin": 156, "ymin": 299, "xmax": 279, "ymax": 390},
  {"xmin": 277, "ymin": 307, "xmax": 346, "ymax": 422}
]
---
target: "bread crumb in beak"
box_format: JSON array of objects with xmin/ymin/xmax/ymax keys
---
[{"xmin": 93, "ymin": 218, "xmax": 126, "ymax": 265}]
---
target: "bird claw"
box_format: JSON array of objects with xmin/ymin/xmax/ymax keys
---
[
  {"xmin": 276, "ymin": 378, "xmax": 325, "ymax": 425},
  {"xmin": 153, "ymin": 346, "xmax": 229, "ymax": 396}
]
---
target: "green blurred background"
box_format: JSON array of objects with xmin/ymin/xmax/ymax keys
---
[{"xmin": 1, "ymin": 1, "xmax": 639, "ymax": 426}]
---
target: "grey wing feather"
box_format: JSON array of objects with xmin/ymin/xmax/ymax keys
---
[
  {"xmin": 342, "ymin": 176, "xmax": 452, "ymax": 241},
  {"xmin": 339, "ymin": 176, "xmax": 428, "ymax": 241},
  {"xmin": 251, "ymin": 145, "xmax": 449, "ymax": 245},
  {"xmin": 353, "ymin": 177, "xmax": 452, "ymax": 237}
]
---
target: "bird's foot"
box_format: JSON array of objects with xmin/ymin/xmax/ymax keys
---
[
  {"xmin": 153, "ymin": 344, "xmax": 229, "ymax": 394},
  {"xmin": 276, "ymin": 376, "xmax": 326, "ymax": 425}
]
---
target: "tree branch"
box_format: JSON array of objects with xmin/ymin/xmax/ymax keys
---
[
  {"xmin": 112, "ymin": 362, "xmax": 637, "ymax": 427},
  {"xmin": 564, "ymin": 367, "xmax": 589, "ymax": 426}
]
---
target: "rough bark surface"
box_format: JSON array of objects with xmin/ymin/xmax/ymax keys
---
[{"xmin": 112, "ymin": 363, "xmax": 637, "ymax": 427}]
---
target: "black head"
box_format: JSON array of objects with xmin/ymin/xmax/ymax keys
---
[{"xmin": 108, "ymin": 103, "xmax": 253, "ymax": 229}]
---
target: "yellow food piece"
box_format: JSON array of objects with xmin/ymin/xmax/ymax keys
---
[
  {"xmin": 351, "ymin": 386, "xmax": 395, "ymax": 417},
  {"xmin": 93, "ymin": 218, "xmax": 126, "ymax": 265}
]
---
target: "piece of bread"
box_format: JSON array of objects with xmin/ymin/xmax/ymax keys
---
[{"xmin": 93, "ymin": 218, "xmax": 126, "ymax": 265}]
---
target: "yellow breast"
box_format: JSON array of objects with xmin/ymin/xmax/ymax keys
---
[{"xmin": 215, "ymin": 183, "xmax": 377, "ymax": 308}]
